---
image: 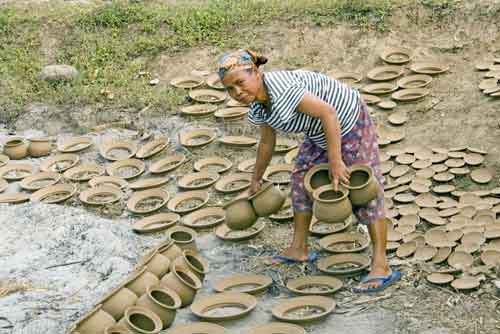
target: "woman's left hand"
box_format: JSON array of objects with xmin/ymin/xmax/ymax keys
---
[{"xmin": 330, "ymin": 160, "xmax": 351, "ymax": 191}]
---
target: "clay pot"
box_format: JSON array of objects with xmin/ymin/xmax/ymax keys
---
[
  {"xmin": 28, "ymin": 137, "xmax": 51, "ymax": 157},
  {"xmin": 190, "ymin": 292, "xmax": 257, "ymax": 321},
  {"xmin": 157, "ymin": 239, "xmax": 183, "ymax": 262},
  {"xmin": 166, "ymin": 226, "xmax": 198, "ymax": 252},
  {"xmin": 172, "ymin": 249, "xmax": 209, "ymax": 281},
  {"xmin": 3, "ymin": 137, "xmax": 29, "ymax": 160},
  {"xmin": 312, "ymin": 185, "xmax": 352, "ymax": 223},
  {"xmin": 136, "ymin": 285, "xmax": 181, "ymax": 329},
  {"xmin": 141, "ymin": 250, "xmax": 171, "ymax": 278},
  {"xmin": 159, "ymin": 263, "xmax": 202, "ymax": 307},
  {"xmin": 304, "ymin": 163, "xmax": 331, "ymax": 195},
  {"xmin": 249, "ymin": 182, "xmax": 286, "ymax": 217},
  {"xmin": 223, "ymin": 196, "xmax": 257, "ymax": 230},
  {"xmin": 100, "ymin": 287, "xmax": 139, "ymax": 320},
  {"xmin": 125, "ymin": 267, "xmax": 160, "ymax": 296},
  {"xmin": 74, "ymin": 305, "xmax": 116, "ymax": 334},
  {"xmin": 342, "ymin": 164, "xmax": 380, "ymax": 206},
  {"xmin": 118, "ymin": 306, "xmax": 162, "ymax": 334}
]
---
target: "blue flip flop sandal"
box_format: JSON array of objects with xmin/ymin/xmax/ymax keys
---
[
  {"xmin": 352, "ymin": 271, "xmax": 401, "ymax": 293},
  {"xmin": 272, "ymin": 251, "xmax": 318, "ymax": 264}
]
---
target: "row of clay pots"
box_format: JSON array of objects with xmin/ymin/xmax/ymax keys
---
[
  {"xmin": 223, "ymin": 182, "xmax": 286, "ymax": 230},
  {"xmin": 306, "ymin": 164, "xmax": 380, "ymax": 223},
  {"xmin": 2, "ymin": 137, "xmax": 51, "ymax": 159}
]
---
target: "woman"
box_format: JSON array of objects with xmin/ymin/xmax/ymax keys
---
[{"xmin": 218, "ymin": 49, "xmax": 400, "ymax": 293}]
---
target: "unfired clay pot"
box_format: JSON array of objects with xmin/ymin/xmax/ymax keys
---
[
  {"xmin": 160, "ymin": 263, "xmax": 202, "ymax": 307},
  {"xmin": 125, "ymin": 267, "xmax": 160, "ymax": 296},
  {"xmin": 28, "ymin": 137, "xmax": 51, "ymax": 157},
  {"xmin": 142, "ymin": 250, "xmax": 171, "ymax": 278},
  {"xmin": 249, "ymin": 182, "xmax": 286, "ymax": 217},
  {"xmin": 342, "ymin": 164, "xmax": 380, "ymax": 206},
  {"xmin": 158, "ymin": 239, "xmax": 183, "ymax": 262},
  {"xmin": 74, "ymin": 305, "xmax": 116, "ymax": 334},
  {"xmin": 171, "ymin": 249, "xmax": 209, "ymax": 281},
  {"xmin": 223, "ymin": 196, "xmax": 257, "ymax": 230},
  {"xmin": 100, "ymin": 286, "xmax": 139, "ymax": 320},
  {"xmin": 136, "ymin": 285, "xmax": 181, "ymax": 329},
  {"xmin": 3, "ymin": 138, "xmax": 29, "ymax": 160},
  {"xmin": 304, "ymin": 163, "xmax": 331, "ymax": 195},
  {"xmin": 312, "ymin": 185, "xmax": 352, "ymax": 223},
  {"xmin": 166, "ymin": 226, "xmax": 198, "ymax": 252},
  {"xmin": 118, "ymin": 306, "xmax": 162, "ymax": 334}
]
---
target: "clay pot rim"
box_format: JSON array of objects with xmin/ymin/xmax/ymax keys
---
[
  {"xmin": 215, "ymin": 220, "xmax": 266, "ymax": 241},
  {"xmin": 237, "ymin": 158, "xmax": 256, "ymax": 173},
  {"xmin": 318, "ymin": 232, "xmax": 370, "ymax": 253},
  {"xmin": 380, "ymin": 47, "xmax": 412, "ymax": 64},
  {"xmin": 193, "ymin": 156, "xmax": 232, "ymax": 173},
  {"xmin": 391, "ymin": 88, "xmax": 430, "ymax": 102},
  {"xmin": 284, "ymin": 147, "xmax": 299, "ymax": 164},
  {"xmin": 190, "ymin": 292, "xmax": 257, "ymax": 321},
  {"xmin": 177, "ymin": 171, "xmax": 220, "ymax": 190},
  {"xmin": 304, "ymin": 163, "xmax": 329, "ymax": 195},
  {"xmin": 189, "ymin": 88, "xmax": 227, "ymax": 103},
  {"xmin": 179, "ymin": 128, "xmax": 217, "ymax": 148},
  {"xmin": 89, "ymin": 176, "xmax": 128, "ymax": 189},
  {"xmin": 312, "ymin": 184, "xmax": 349, "ymax": 203},
  {"xmin": 179, "ymin": 249, "xmax": 209, "ymax": 275},
  {"xmin": 218, "ymin": 135, "xmax": 257, "ymax": 147},
  {"xmin": 309, "ymin": 215, "xmax": 353, "ymax": 236},
  {"xmin": 166, "ymin": 226, "xmax": 198, "ymax": 244},
  {"xmin": 166, "ymin": 322, "xmax": 227, "ymax": 334},
  {"xmin": 31, "ymin": 183, "xmax": 77, "ymax": 203},
  {"xmin": 263, "ymin": 163, "xmax": 294, "ymax": 184},
  {"xmin": 271, "ymin": 295, "xmax": 336, "ymax": 323},
  {"xmin": 247, "ymin": 322, "xmax": 306, "ymax": 334},
  {"xmin": 317, "ymin": 253, "xmax": 370, "ymax": 275},
  {"xmin": 127, "ymin": 189, "xmax": 170, "ymax": 214},
  {"xmin": 63, "ymin": 163, "xmax": 106, "ymax": 181},
  {"xmin": 133, "ymin": 212, "xmax": 180, "ymax": 233},
  {"xmin": 205, "ymin": 73, "xmax": 225, "ymax": 90},
  {"xmin": 360, "ymin": 93, "xmax": 381, "ymax": 104},
  {"xmin": 4, "ymin": 137, "xmax": 25, "ymax": 146},
  {"xmin": 135, "ymin": 138, "xmax": 169, "ymax": 159},
  {"xmin": 149, "ymin": 154, "xmax": 187, "ymax": 174},
  {"xmin": 213, "ymin": 273, "xmax": 272, "ymax": 294},
  {"xmin": 128, "ymin": 177, "xmax": 170, "ymax": 190},
  {"xmin": 0, "ymin": 192, "xmax": 30, "ymax": 203},
  {"xmin": 123, "ymin": 306, "xmax": 163, "ymax": 333},
  {"xmin": 170, "ymin": 75, "xmax": 204, "ymax": 89},
  {"xmin": 172, "ymin": 263, "xmax": 202, "ymax": 290},
  {"xmin": 214, "ymin": 173, "xmax": 252, "ymax": 193},
  {"xmin": 410, "ymin": 62, "xmax": 449, "ymax": 75},
  {"xmin": 361, "ymin": 82, "xmax": 398, "ymax": 95},
  {"xmin": 396, "ymin": 74, "xmax": 433, "ymax": 89},
  {"xmin": 180, "ymin": 104, "xmax": 218, "ymax": 116},
  {"xmin": 146, "ymin": 285, "xmax": 182, "ymax": 310},
  {"xmin": 248, "ymin": 182, "xmax": 273, "ymax": 200},
  {"xmin": 377, "ymin": 100, "xmax": 397, "ymax": 109},
  {"xmin": 275, "ymin": 138, "xmax": 299, "ymax": 153},
  {"xmin": 329, "ymin": 71, "xmax": 363, "ymax": 83},
  {"xmin": 214, "ymin": 107, "xmax": 249, "ymax": 120},
  {"xmin": 19, "ymin": 172, "xmax": 62, "ymax": 190},
  {"xmin": 99, "ymin": 140, "xmax": 137, "ymax": 161},
  {"xmin": 167, "ymin": 190, "xmax": 209, "ymax": 213},
  {"xmin": 341, "ymin": 164, "xmax": 373, "ymax": 190},
  {"xmin": 269, "ymin": 198, "xmax": 293, "ymax": 221},
  {"xmin": 57, "ymin": 137, "xmax": 93, "ymax": 153},
  {"xmin": 222, "ymin": 195, "xmax": 251, "ymax": 209},
  {"xmin": 366, "ymin": 65, "xmax": 404, "ymax": 81},
  {"xmin": 29, "ymin": 137, "xmax": 50, "ymax": 142},
  {"xmin": 388, "ymin": 111, "xmax": 408, "ymax": 125},
  {"xmin": 414, "ymin": 245, "xmax": 438, "ymax": 261},
  {"xmin": 182, "ymin": 206, "xmax": 225, "ymax": 229},
  {"xmin": 106, "ymin": 159, "xmax": 146, "ymax": 180},
  {"xmin": 79, "ymin": 185, "xmax": 124, "ymax": 205},
  {"xmin": 40, "ymin": 153, "xmax": 80, "ymax": 173},
  {"xmin": 286, "ymin": 275, "xmax": 343, "ymax": 295}
]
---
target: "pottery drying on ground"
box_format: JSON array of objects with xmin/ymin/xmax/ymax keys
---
[
  {"xmin": 180, "ymin": 104, "xmax": 218, "ymax": 117},
  {"xmin": 367, "ymin": 65, "xmax": 404, "ymax": 81},
  {"xmin": 248, "ymin": 182, "xmax": 286, "ymax": 217},
  {"xmin": 269, "ymin": 197, "xmax": 294, "ymax": 222},
  {"xmin": 0, "ymin": 192, "xmax": 30, "ymax": 204},
  {"xmin": 132, "ymin": 212, "xmax": 180, "ymax": 234},
  {"xmin": 106, "ymin": 159, "xmax": 145, "ymax": 180},
  {"xmin": 181, "ymin": 207, "xmax": 225, "ymax": 229},
  {"xmin": 329, "ymin": 71, "xmax": 362, "ymax": 84},
  {"xmin": 28, "ymin": 137, "xmax": 51, "ymax": 157},
  {"xmin": 431, "ymin": 247, "xmax": 452, "ymax": 264},
  {"xmin": 40, "ymin": 154, "xmax": 79, "ymax": 173},
  {"xmin": 391, "ymin": 88, "xmax": 430, "ymax": 102},
  {"xmin": 127, "ymin": 189, "xmax": 170, "ymax": 214},
  {"xmin": 57, "ymin": 137, "xmax": 93, "ymax": 153},
  {"xmin": 464, "ymin": 153, "xmax": 485, "ymax": 166},
  {"xmin": 287, "ymin": 276, "xmax": 343, "ymax": 296},
  {"xmin": 318, "ymin": 232, "xmax": 369, "ymax": 253},
  {"xmin": 223, "ymin": 196, "xmax": 257, "ymax": 230},
  {"xmin": 0, "ymin": 154, "xmax": 9, "ymax": 167},
  {"xmin": 309, "ymin": 215, "xmax": 353, "ymax": 236},
  {"xmin": 158, "ymin": 240, "xmax": 183, "ymax": 262},
  {"xmin": 317, "ymin": 253, "xmax": 370, "ymax": 276},
  {"xmin": 99, "ymin": 286, "xmax": 138, "ymax": 320},
  {"xmin": 213, "ymin": 273, "xmax": 272, "ymax": 295},
  {"xmin": 149, "ymin": 155, "xmax": 187, "ymax": 174},
  {"xmin": 396, "ymin": 241, "xmax": 417, "ymax": 258},
  {"xmin": 191, "ymin": 292, "xmax": 257, "ymax": 321},
  {"xmin": 263, "ymin": 164, "xmax": 293, "ymax": 185},
  {"xmin": 165, "ymin": 322, "xmax": 227, "ymax": 334},
  {"xmin": 410, "ymin": 62, "xmax": 449, "ymax": 75},
  {"xmin": 128, "ymin": 177, "xmax": 170, "ymax": 191},
  {"xmin": 140, "ymin": 250, "xmax": 171, "ymax": 278},
  {"xmin": 426, "ymin": 273, "xmax": 454, "ymax": 285},
  {"xmin": 414, "ymin": 245, "xmax": 438, "ymax": 262},
  {"xmin": 167, "ymin": 190, "xmax": 209, "ymax": 214},
  {"xmin": 312, "ymin": 185, "xmax": 352, "ymax": 223},
  {"xmin": 205, "ymin": 72, "xmax": 225, "ymax": 90},
  {"xmin": 361, "ymin": 82, "xmax": 398, "ymax": 95},
  {"xmin": 447, "ymin": 251, "xmax": 474, "ymax": 270},
  {"xmin": 275, "ymin": 138, "xmax": 298, "ymax": 153},
  {"xmin": 215, "ymin": 220, "xmax": 266, "ymax": 241},
  {"xmin": 19, "ymin": 172, "xmax": 61, "ymax": 191},
  {"xmin": 125, "ymin": 267, "xmax": 161, "ymax": 296},
  {"xmin": 189, "ymin": 89, "xmax": 227, "ymax": 103},
  {"xmin": 396, "ymin": 74, "xmax": 433, "ymax": 89},
  {"xmin": 118, "ymin": 306, "xmax": 162, "ymax": 334},
  {"xmin": 136, "ymin": 138, "xmax": 169, "ymax": 159},
  {"xmin": 245, "ymin": 323, "xmax": 306, "ymax": 334},
  {"xmin": 179, "ymin": 129, "xmax": 217, "ymax": 148},
  {"xmin": 136, "ymin": 286, "xmax": 181, "ymax": 329},
  {"xmin": 214, "ymin": 173, "xmax": 252, "ymax": 193},
  {"xmin": 342, "ymin": 164, "xmax": 380, "ymax": 206},
  {"xmin": 170, "ymin": 75, "xmax": 204, "ymax": 89},
  {"xmin": 172, "ymin": 250, "xmax": 208, "ymax": 281},
  {"xmin": 71, "ymin": 305, "xmax": 116, "ymax": 334},
  {"xmin": 377, "ymin": 100, "xmax": 397, "ymax": 110},
  {"xmin": 177, "ymin": 171, "xmax": 219, "ymax": 190},
  {"xmin": 271, "ymin": 296, "xmax": 336, "ymax": 323},
  {"xmin": 470, "ymin": 168, "xmax": 493, "ymax": 184},
  {"xmin": 2, "ymin": 137, "xmax": 29, "ymax": 160},
  {"xmin": 160, "ymin": 263, "xmax": 202, "ymax": 307},
  {"xmin": 99, "ymin": 140, "xmax": 137, "ymax": 161},
  {"xmin": 218, "ymin": 136, "xmax": 257, "ymax": 147},
  {"xmin": 360, "ymin": 93, "xmax": 381, "ymax": 105},
  {"xmin": 193, "ymin": 157, "xmax": 232, "ymax": 174},
  {"xmin": 165, "ymin": 226, "xmax": 198, "ymax": 252},
  {"xmin": 451, "ymin": 277, "xmax": 480, "ymax": 290},
  {"xmin": 380, "ymin": 47, "xmax": 412, "ymax": 64},
  {"xmin": 388, "ymin": 111, "xmax": 408, "ymax": 125},
  {"xmin": 237, "ymin": 158, "xmax": 256, "ymax": 173},
  {"xmin": 214, "ymin": 107, "xmax": 248, "ymax": 121},
  {"xmin": 304, "ymin": 163, "xmax": 330, "ymax": 195},
  {"xmin": 89, "ymin": 176, "xmax": 128, "ymax": 189},
  {"xmin": 0, "ymin": 178, "xmax": 7, "ymax": 193},
  {"xmin": 79, "ymin": 185, "xmax": 124, "ymax": 205},
  {"xmin": 31, "ymin": 183, "xmax": 77, "ymax": 204},
  {"xmin": 480, "ymin": 250, "xmax": 500, "ymax": 267},
  {"xmin": 64, "ymin": 164, "xmax": 105, "ymax": 182}
]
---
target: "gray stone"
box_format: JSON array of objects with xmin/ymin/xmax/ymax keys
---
[{"xmin": 39, "ymin": 64, "xmax": 79, "ymax": 82}]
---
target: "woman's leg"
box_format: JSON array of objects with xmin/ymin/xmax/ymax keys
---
[
  {"xmin": 281, "ymin": 211, "xmax": 313, "ymax": 261},
  {"xmin": 361, "ymin": 218, "xmax": 391, "ymax": 289}
]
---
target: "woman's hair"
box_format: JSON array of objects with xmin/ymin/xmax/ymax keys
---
[{"xmin": 218, "ymin": 49, "xmax": 268, "ymax": 79}]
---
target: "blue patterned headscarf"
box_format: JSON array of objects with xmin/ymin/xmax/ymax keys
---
[{"xmin": 217, "ymin": 48, "xmax": 267, "ymax": 79}]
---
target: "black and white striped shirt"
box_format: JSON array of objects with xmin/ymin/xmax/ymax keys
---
[{"xmin": 248, "ymin": 70, "xmax": 360, "ymax": 149}]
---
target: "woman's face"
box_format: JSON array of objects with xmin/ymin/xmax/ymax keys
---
[{"xmin": 221, "ymin": 68, "xmax": 261, "ymax": 104}]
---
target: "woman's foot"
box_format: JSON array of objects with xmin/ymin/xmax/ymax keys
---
[
  {"xmin": 356, "ymin": 263, "xmax": 392, "ymax": 290},
  {"xmin": 279, "ymin": 246, "xmax": 310, "ymax": 262}
]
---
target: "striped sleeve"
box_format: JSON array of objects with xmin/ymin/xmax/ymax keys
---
[
  {"xmin": 272, "ymin": 83, "xmax": 306, "ymax": 124},
  {"xmin": 247, "ymin": 103, "xmax": 266, "ymax": 125}
]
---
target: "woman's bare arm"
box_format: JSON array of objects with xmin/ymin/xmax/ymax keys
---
[{"xmin": 251, "ymin": 124, "xmax": 276, "ymax": 188}]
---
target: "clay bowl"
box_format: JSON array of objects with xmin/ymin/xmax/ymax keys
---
[
  {"xmin": 177, "ymin": 171, "xmax": 219, "ymax": 190},
  {"xmin": 79, "ymin": 185, "xmax": 124, "ymax": 205},
  {"xmin": 127, "ymin": 189, "xmax": 170, "ymax": 214},
  {"xmin": 366, "ymin": 65, "xmax": 404, "ymax": 81},
  {"xmin": 269, "ymin": 198, "xmax": 294, "ymax": 222},
  {"xmin": 318, "ymin": 232, "xmax": 369, "ymax": 253},
  {"xmin": 180, "ymin": 104, "xmax": 218, "ymax": 117},
  {"xmin": 304, "ymin": 163, "xmax": 330, "ymax": 195},
  {"xmin": 245, "ymin": 323, "xmax": 306, "ymax": 334},
  {"xmin": 31, "ymin": 183, "xmax": 77, "ymax": 204},
  {"xmin": 0, "ymin": 192, "xmax": 30, "ymax": 204},
  {"xmin": 380, "ymin": 47, "xmax": 412, "ymax": 64},
  {"xmin": 99, "ymin": 140, "xmax": 137, "ymax": 161},
  {"xmin": 189, "ymin": 89, "xmax": 227, "ymax": 103},
  {"xmin": 182, "ymin": 207, "xmax": 225, "ymax": 229},
  {"xmin": 64, "ymin": 164, "xmax": 105, "ymax": 182},
  {"xmin": 165, "ymin": 226, "xmax": 198, "ymax": 252},
  {"xmin": 149, "ymin": 154, "xmax": 187, "ymax": 174},
  {"xmin": 271, "ymin": 296, "xmax": 336, "ymax": 323},
  {"xmin": 215, "ymin": 219, "xmax": 266, "ymax": 241},
  {"xmin": 263, "ymin": 164, "xmax": 294, "ymax": 185},
  {"xmin": 329, "ymin": 71, "xmax": 363, "ymax": 84},
  {"xmin": 213, "ymin": 273, "xmax": 272, "ymax": 295},
  {"xmin": 377, "ymin": 100, "xmax": 397, "ymax": 110},
  {"xmin": 71, "ymin": 304, "xmax": 116, "ymax": 334},
  {"xmin": 414, "ymin": 245, "xmax": 438, "ymax": 262},
  {"xmin": 470, "ymin": 168, "xmax": 493, "ymax": 184},
  {"xmin": 410, "ymin": 62, "xmax": 449, "ymax": 75},
  {"xmin": 214, "ymin": 173, "xmax": 252, "ymax": 194},
  {"xmin": 172, "ymin": 249, "xmax": 208, "ymax": 280},
  {"xmin": 190, "ymin": 292, "xmax": 257, "ymax": 321},
  {"xmin": 214, "ymin": 107, "xmax": 248, "ymax": 121},
  {"xmin": 361, "ymin": 82, "xmax": 398, "ymax": 95},
  {"xmin": 464, "ymin": 153, "xmax": 485, "ymax": 166},
  {"xmin": 19, "ymin": 172, "xmax": 62, "ymax": 191},
  {"xmin": 451, "ymin": 277, "xmax": 480, "ymax": 291},
  {"xmin": 167, "ymin": 190, "xmax": 209, "ymax": 214},
  {"xmin": 218, "ymin": 136, "xmax": 257, "ymax": 147},
  {"xmin": 391, "ymin": 88, "xmax": 430, "ymax": 102},
  {"xmin": 275, "ymin": 138, "xmax": 298, "ymax": 153},
  {"xmin": 360, "ymin": 93, "xmax": 381, "ymax": 105},
  {"xmin": 132, "ymin": 212, "xmax": 180, "ymax": 234},
  {"xmin": 480, "ymin": 250, "xmax": 500, "ymax": 267},
  {"xmin": 447, "ymin": 251, "xmax": 474, "ymax": 270},
  {"xmin": 389, "ymin": 164, "xmax": 410, "ymax": 178},
  {"xmin": 461, "ymin": 231, "xmax": 486, "ymax": 246},
  {"xmin": 388, "ymin": 111, "xmax": 408, "ymax": 125},
  {"xmin": 194, "ymin": 157, "xmax": 232, "ymax": 174},
  {"xmin": 237, "ymin": 158, "xmax": 256, "ymax": 173},
  {"xmin": 226, "ymin": 97, "xmax": 249, "ymax": 107},
  {"xmin": 205, "ymin": 72, "xmax": 225, "ymax": 90},
  {"xmin": 170, "ymin": 75, "xmax": 204, "ymax": 89},
  {"xmin": 118, "ymin": 306, "xmax": 162, "ymax": 334},
  {"xmin": 135, "ymin": 138, "xmax": 169, "ymax": 159},
  {"xmin": 40, "ymin": 154, "xmax": 79, "ymax": 173},
  {"xmin": 128, "ymin": 177, "xmax": 170, "ymax": 191},
  {"xmin": 396, "ymin": 74, "xmax": 433, "ymax": 89},
  {"xmin": 106, "ymin": 159, "xmax": 145, "ymax": 180},
  {"xmin": 88, "ymin": 176, "xmax": 128, "ymax": 190},
  {"xmin": 287, "ymin": 276, "xmax": 343, "ymax": 296},
  {"xmin": 248, "ymin": 182, "xmax": 286, "ymax": 217},
  {"xmin": 431, "ymin": 247, "xmax": 453, "ymax": 264},
  {"xmin": 166, "ymin": 322, "xmax": 227, "ymax": 334},
  {"xmin": 309, "ymin": 215, "xmax": 353, "ymax": 236},
  {"xmin": 0, "ymin": 154, "xmax": 9, "ymax": 167},
  {"xmin": 179, "ymin": 129, "xmax": 217, "ymax": 148},
  {"xmin": 317, "ymin": 253, "xmax": 370, "ymax": 275},
  {"xmin": 396, "ymin": 241, "xmax": 417, "ymax": 258},
  {"xmin": 312, "ymin": 184, "xmax": 352, "ymax": 223},
  {"xmin": 426, "ymin": 273, "xmax": 454, "ymax": 285},
  {"xmin": 58, "ymin": 137, "xmax": 93, "ymax": 153}
]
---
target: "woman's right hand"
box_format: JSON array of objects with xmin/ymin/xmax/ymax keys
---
[{"xmin": 248, "ymin": 179, "xmax": 262, "ymax": 196}]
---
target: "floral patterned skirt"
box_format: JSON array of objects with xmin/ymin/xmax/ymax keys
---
[{"xmin": 290, "ymin": 102, "xmax": 385, "ymax": 225}]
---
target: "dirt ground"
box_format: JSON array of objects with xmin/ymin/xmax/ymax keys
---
[{"xmin": 2, "ymin": 1, "xmax": 500, "ymax": 334}]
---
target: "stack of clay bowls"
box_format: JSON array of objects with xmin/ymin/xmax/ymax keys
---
[{"xmin": 475, "ymin": 58, "xmax": 500, "ymax": 98}]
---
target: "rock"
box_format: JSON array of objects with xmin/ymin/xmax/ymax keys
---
[{"xmin": 39, "ymin": 64, "xmax": 79, "ymax": 82}]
